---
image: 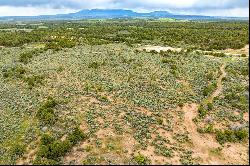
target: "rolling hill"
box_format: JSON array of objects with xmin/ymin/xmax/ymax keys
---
[{"xmin": 0, "ymin": 9, "xmax": 248, "ymax": 21}]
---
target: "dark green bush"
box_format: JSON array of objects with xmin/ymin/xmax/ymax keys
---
[
  {"xmin": 206, "ymin": 72, "xmax": 214, "ymax": 81},
  {"xmin": 207, "ymin": 103, "xmax": 213, "ymax": 111},
  {"xmin": 37, "ymin": 140, "xmax": 71, "ymax": 160},
  {"xmin": 211, "ymin": 52, "xmax": 226, "ymax": 57},
  {"xmin": 150, "ymin": 50, "xmax": 158, "ymax": 54},
  {"xmin": 36, "ymin": 107, "xmax": 55, "ymax": 125},
  {"xmin": 19, "ymin": 52, "xmax": 33, "ymax": 64},
  {"xmin": 198, "ymin": 106, "xmax": 207, "ymax": 118},
  {"xmin": 36, "ymin": 145, "xmax": 50, "ymax": 158},
  {"xmin": 10, "ymin": 143, "xmax": 25, "ymax": 159},
  {"xmin": 161, "ymin": 58, "xmax": 174, "ymax": 64},
  {"xmin": 24, "ymin": 75, "xmax": 44, "ymax": 88},
  {"xmin": 37, "ymin": 128, "xmax": 85, "ymax": 161},
  {"xmin": 2, "ymin": 66, "xmax": 44, "ymax": 88},
  {"xmin": 88, "ymin": 62, "xmax": 99, "ymax": 69},
  {"xmin": 68, "ymin": 128, "xmax": 86, "ymax": 145},
  {"xmin": 234, "ymin": 130, "xmax": 248, "ymax": 140},
  {"xmin": 2, "ymin": 66, "xmax": 26, "ymax": 79},
  {"xmin": 47, "ymin": 140, "xmax": 71, "ymax": 159},
  {"xmin": 170, "ymin": 64, "xmax": 177, "ymax": 70},
  {"xmin": 36, "ymin": 97, "xmax": 57, "ymax": 125},
  {"xmin": 40, "ymin": 134, "xmax": 55, "ymax": 146},
  {"xmin": 42, "ymin": 97, "xmax": 57, "ymax": 109},
  {"xmin": 216, "ymin": 129, "xmax": 248, "ymax": 144}
]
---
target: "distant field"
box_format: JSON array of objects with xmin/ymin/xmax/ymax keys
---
[{"xmin": 0, "ymin": 20, "xmax": 249, "ymax": 165}]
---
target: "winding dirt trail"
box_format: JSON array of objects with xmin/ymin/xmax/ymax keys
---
[
  {"xmin": 182, "ymin": 103, "xmax": 222, "ymax": 164},
  {"xmin": 182, "ymin": 63, "xmax": 227, "ymax": 164},
  {"xmin": 207, "ymin": 64, "xmax": 227, "ymax": 104}
]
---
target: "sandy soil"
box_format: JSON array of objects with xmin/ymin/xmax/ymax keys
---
[
  {"xmin": 139, "ymin": 45, "xmax": 182, "ymax": 53},
  {"xmin": 223, "ymin": 45, "xmax": 249, "ymax": 56}
]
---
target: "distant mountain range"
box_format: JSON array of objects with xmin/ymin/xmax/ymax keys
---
[{"xmin": 0, "ymin": 9, "xmax": 248, "ymax": 21}]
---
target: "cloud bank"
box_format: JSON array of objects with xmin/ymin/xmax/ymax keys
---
[{"xmin": 0, "ymin": 0, "xmax": 248, "ymax": 17}]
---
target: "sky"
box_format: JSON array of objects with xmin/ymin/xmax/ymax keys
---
[{"xmin": 0, "ymin": 0, "xmax": 248, "ymax": 17}]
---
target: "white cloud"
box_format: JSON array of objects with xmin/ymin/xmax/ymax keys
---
[
  {"xmin": 0, "ymin": 0, "xmax": 248, "ymax": 17},
  {"xmin": 177, "ymin": 7, "xmax": 250, "ymax": 17},
  {"xmin": 0, "ymin": 6, "xmax": 77, "ymax": 16}
]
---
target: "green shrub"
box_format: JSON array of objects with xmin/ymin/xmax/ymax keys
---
[
  {"xmin": 161, "ymin": 59, "xmax": 167, "ymax": 63},
  {"xmin": 37, "ymin": 140, "xmax": 71, "ymax": 160},
  {"xmin": 19, "ymin": 52, "xmax": 33, "ymax": 64},
  {"xmin": 24, "ymin": 75, "xmax": 44, "ymax": 88},
  {"xmin": 37, "ymin": 129, "xmax": 85, "ymax": 161},
  {"xmin": 36, "ymin": 107, "xmax": 55, "ymax": 125},
  {"xmin": 10, "ymin": 143, "xmax": 25, "ymax": 159},
  {"xmin": 42, "ymin": 97, "xmax": 58, "ymax": 109},
  {"xmin": 207, "ymin": 103, "xmax": 213, "ymax": 111},
  {"xmin": 198, "ymin": 106, "xmax": 207, "ymax": 118},
  {"xmin": 36, "ymin": 145, "xmax": 50, "ymax": 158},
  {"xmin": 170, "ymin": 64, "xmax": 177, "ymax": 70},
  {"xmin": 206, "ymin": 72, "xmax": 214, "ymax": 81},
  {"xmin": 88, "ymin": 62, "xmax": 99, "ymax": 69},
  {"xmin": 19, "ymin": 49, "xmax": 45, "ymax": 64},
  {"xmin": 36, "ymin": 97, "xmax": 57, "ymax": 125},
  {"xmin": 98, "ymin": 95, "xmax": 109, "ymax": 102},
  {"xmin": 180, "ymin": 150, "xmax": 194, "ymax": 165},
  {"xmin": 68, "ymin": 128, "xmax": 85, "ymax": 145},
  {"xmin": 2, "ymin": 66, "xmax": 26, "ymax": 79},
  {"xmin": 150, "ymin": 50, "xmax": 158, "ymax": 54},
  {"xmin": 133, "ymin": 154, "xmax": 151, "ymax": 165},
  {"xmin": 234, "ymin": 129, "xmax": 248, "ymax": 141},
  {"xmin": 239, "ymin": 66, "xmax": 249, "ymax": 76},
  {"xmin": 216, "ymin": 129, "xmax": 248, "ymax": 144},
  {"xmin": 211, "ymin": 52, "xmax": 226, "ymax": 57},
  {"xmin": 156, "ymin": 118, "xmax": 163, "ymax": 125},
  {"xmin": 198, "ymin": 124, "xmax": 214, "ymax": 133},
  {"xmin": 40, "ymin": 134, "xmax": 55, "ymax": 145},
  {"xmin": 46, "ymin": 140, "xmax": 71, "ymax": 159}
]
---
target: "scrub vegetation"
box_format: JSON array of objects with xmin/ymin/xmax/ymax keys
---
[{"xmin": 0, "ymin": 19, "xmax": 248, "ymax": 165}]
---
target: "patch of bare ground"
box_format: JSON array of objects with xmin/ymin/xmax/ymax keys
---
[
  {"xmin": 140, "ymin": 145, "xmax": 181, "ymax": 165},
  {"xmin": 221, "ymin": 143, "xmax": 249, "ymax": 165},
  {"xmin": 63, "ymin": 129, "xmax": 136, "ymax": 165},
  {"xmin": 223, "ymin": 44, "xmax": 249, "ymax": 56},
  {"xmin": 135, "ymin": 107, "xmax": 153, "ymax": 116},
  {"xmin": 138, "ymin": 45, "xmax": 182, "ymax": 53}
]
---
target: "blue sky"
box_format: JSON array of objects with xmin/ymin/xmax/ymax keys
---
[{"xmin": 0, "ymin": 0, "xmax": 248, "ymax": 17}]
